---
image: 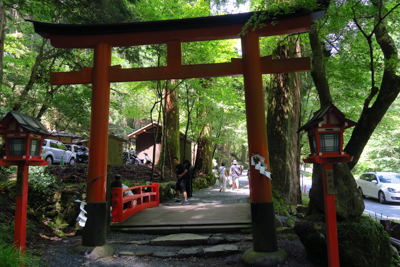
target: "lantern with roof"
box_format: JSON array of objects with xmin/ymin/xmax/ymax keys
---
[
  {"xmin": 0, "ymin": 111, "xmax": 49, "ymax": 254},
  {"xmin": 0, "ymin": 111, "xmax": 49, "ymax": 166},
  {"xmin": 298, "ymin": 104, "xmax": 356, "ymax": 164},
  {"xmin": 298, "ymin": 104, "xmax": 357, "ymax": 267}
]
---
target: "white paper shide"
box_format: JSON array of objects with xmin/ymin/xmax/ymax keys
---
[{"xmin": 251, "ymin": 153, "xmax": 271, "ymax": 179}]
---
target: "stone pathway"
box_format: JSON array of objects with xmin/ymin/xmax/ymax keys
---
[{"xmin": 162, "ymin": 175, "xmax": 250, "ymax": 206}]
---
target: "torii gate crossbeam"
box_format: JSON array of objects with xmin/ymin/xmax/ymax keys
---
[{"xmin": 28, "ymin": 9, "xmax": 326, "ymax": 261}]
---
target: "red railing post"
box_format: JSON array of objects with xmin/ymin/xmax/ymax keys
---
[
  {"xmin": 112, "ymin": 186, "xmax": 123, "ymax": 223},
  {"xmin": 153, "ymin": 183, "xmax": 160, "ymax": 206}
]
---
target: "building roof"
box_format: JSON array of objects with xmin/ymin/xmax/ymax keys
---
[
  {"xmin": 0, "ymin": 111, "xmax": 49, "ymax": 135},
  {"xmin": 127, "ymin": 122, "xmax": 160, "ymax": 139},
  {"xmin": 298, "ymin": 104, "xmax": 357, "ymax": 132},
  {"xmin": 48, "ymin": 130, "xmax": 82, "ymax": 138},
  {"xmin": 109, "ymin": 134, "xmax": 128, "ymax": 143},
  {"xmin": 127, "ymin": 122, "xmax": 195, "ymax": 143}
]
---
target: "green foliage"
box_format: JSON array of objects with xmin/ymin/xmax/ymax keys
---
[
  {"xmin": 2, "ymin": 0, "xmax": 399, "ymax": 208},
  {"xmin": 0, "ymin": 221, "xmax": 42, "ymax": 267},
  {"xmin": 0, "ymin": 241, "xmax": 25, "ymax": 267},
  {"xmin": 0, "ymin": 166, "xmax": 17, "ymax": 178},
  {"xmin": 28, "ymin": 166, "xmax": 59, "ymax": 195},
  {"xmin": 0, "ymin": 213, "xmax": 14, "ymax": 244},
  {"xmin": 0, "ymin": 240, "xmax": 43, "ymax": 267},
  {"xmin": 272, "ymin": 188, "xmax": 290, "ymax": 216}
]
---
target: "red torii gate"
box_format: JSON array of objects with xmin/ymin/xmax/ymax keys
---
[{"xmin": 29, "ymin": 9, "xmax": 325, "ymax": 261}]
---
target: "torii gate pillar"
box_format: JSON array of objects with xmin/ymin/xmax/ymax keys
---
[
  {"xmin": 242, "ymin": 32, "xmax": 280, "ymax": 256},
  {"xmin": 82, "ymin": 43, "xmax": 112, "ymax": 247}
]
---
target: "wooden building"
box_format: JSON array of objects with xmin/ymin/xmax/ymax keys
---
[
  {"xmin": 127, "ymin": 122, "xmax": 195, "ymax": 164},
  {"xmin": 46, "ymin": 131, "xmax": 82, "ymax": 144},
  {"xmin": 78, "ymin": 134, "xmax": 127, "ymax": 166}
]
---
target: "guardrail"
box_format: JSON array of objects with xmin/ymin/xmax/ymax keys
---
[{"xmin": 112, "ymin": 183, "xmax": 159, "ymax": 223}]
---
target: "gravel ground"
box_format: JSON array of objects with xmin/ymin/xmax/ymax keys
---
[
  {"xmin": 40, "ymin": 176, "xmax": 322, "ymax": 267},
  {"xmin": 41, "ymin": 233, "xmax": 318, "ymax": 267}
]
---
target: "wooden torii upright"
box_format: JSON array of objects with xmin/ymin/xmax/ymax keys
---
[{"xmin": 29, "ymin": 9, "xmax": 325, "ymax": 261}]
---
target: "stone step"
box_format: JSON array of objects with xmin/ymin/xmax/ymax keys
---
[
  {"xmin": 112, "ymin": 224, "xmax": 251, "ymax": 235},
  {"xmin": 119, "ymin": 244, "xmax": 240, "ymax": 259},
  {"xmin": 116, "ymin": 233, "xmax": 242, "ymax": 259}
]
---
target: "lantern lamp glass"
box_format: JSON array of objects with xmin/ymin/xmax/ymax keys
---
[
  {"xmin": 310, "ymin": 135, "xmax": 318, "ymax": 153},
  {"xmin": 320, "ymin": 133, "xmax": 340, "ymax": 152},
  {"xmin": 30, "ymin": 139, "xmax": 41, "ymax": 156},
  {"xmin": 8, "ymin": 138, "xmax": 26, "ymax": 156}
]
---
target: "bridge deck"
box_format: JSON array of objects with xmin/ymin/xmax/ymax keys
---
[
  {"xmin": 111, "ymin": 176, "xmax": 252, "ymax": 232},
  {"xmin": 112, "ymin": 203, "xmax": 251, "ymax": 227}
]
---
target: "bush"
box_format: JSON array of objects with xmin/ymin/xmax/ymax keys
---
[
  {"xmin": 0, "ymin": 239, "xmax": 40, "ymax": 267},
  {"xmin": 0, "ymin": 241, "xmax": 24, "ymax": 267},
  {"xmin": 28, "ymin": 166, "xmax": 59, "ymax": 195}
]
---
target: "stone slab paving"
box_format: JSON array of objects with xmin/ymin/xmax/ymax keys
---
[
  {"xmin": 118, "ymin": 234, "xmax": 241, "ymax": 259},
  {"xmin": 203, "ymin": 244, "xmax": 240, "ymax": 257},
  {"xmin": 150, "ymin": 233, "xmax": 209, "ymax": 246}
]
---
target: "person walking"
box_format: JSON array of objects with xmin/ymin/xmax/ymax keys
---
[
  {"xmin": 229, "ymin": 159, "xmax": 242, "ymax": 190},
  {"xmin": 173, "ymin": 157, "xmax": 189, "ymax": 204},
  {"xmin": 218, "ymin": 162, "xmax": 228, "ymax": 192},
  {"xmin": 183, "ymin": 159, "xmax": 194, "ymax": 198}
]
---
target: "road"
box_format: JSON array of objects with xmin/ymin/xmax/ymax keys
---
[
  {"xmin": 362, "ymin": 197, "xmax": 400, "ymax": 221},
  {"xmin": 301, "ymin": 175, "xmax": 400, "ymax": 220},
  {"xmin": 300, "ymin": 175, "xmax": 312, "ymax": 194}
]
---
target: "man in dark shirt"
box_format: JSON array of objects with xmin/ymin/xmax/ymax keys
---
[{"xmin": 173, "ymin": 157, "xmax": 189, "ymax": 204}]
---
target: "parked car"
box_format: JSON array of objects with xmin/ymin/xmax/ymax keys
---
[
  {"xmin": 356, "ymin": 172, "xmax": 400, "ymax": 204},
  {"xmin": 41, "ymin": 139, "xmax": 76, "ymax": 165},
  {"xmin": 65, "ymin": 144, "xmax": 89, "ymax": 163}
]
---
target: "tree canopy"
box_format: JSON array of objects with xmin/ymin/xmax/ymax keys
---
[{"xmin": 0, "ymin": 0, "xmax": 399, "ymax": 179}]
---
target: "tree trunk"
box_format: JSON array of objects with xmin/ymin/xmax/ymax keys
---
[
  {"xmin": 165, "ymin": 84, "xmax": 180, "ymax": 164},
  {"xmin": 241, "ymin": 144, "xmax": 246, "ymax": 166},
  {"xmin": 203, "ymin": 138, "xmax": 213, "ymax": 174},
  {"xmin": 202, "ymin": 124, "xmax": 213, "ymax": 174},
  {"xmin": 266, "ymin": 38, "xmax": 302, "ymax": 204},
  {"xmin": 194, "ymin": 137, "xmax": 206, "ymax": 172},
  {"xmin": 344, "ymin": 11, "xmax": 400, "ymax": 169},
  {"xmin": 307, "ymin": 4, "xmax": 399, "ymax": 218},
  {"xmin": 0, "ymin": 1, "xmax": 5, "ymax": 88},
  {"xmin": 12, "ymin": 39, "xmax": 48, "ymax": 111},
  {"xmin": 309, "ymin": 22, "xmax": 332, "ymax": 107}
]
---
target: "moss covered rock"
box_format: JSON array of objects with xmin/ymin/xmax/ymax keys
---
[
  {"xmin": 294, "ymin": 216, "xmax": 396, "ymax": 267},
  {"xmin": 158, "ymin": 182, "xmax": 172, "ymax": 202},
  {"xmin": 193, "ymin": 177, "xmax": 208, "ymax": 189},
  {"xmin": 308, "ymin": 163, "xmax": 364, "ymax": 220}
]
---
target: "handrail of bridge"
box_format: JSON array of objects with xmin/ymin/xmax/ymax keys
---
[{"xmin": 112, "ymin": 183, "xmax": 159, "ymax": 223}]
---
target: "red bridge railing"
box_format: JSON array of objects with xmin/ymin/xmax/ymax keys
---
[{"xmin": 112, "ymin": 183, "xmax": 159, "ymax": 223}]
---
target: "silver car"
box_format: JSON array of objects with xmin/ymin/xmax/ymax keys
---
[
  {"xmin": 357, "ymin": 172, "xmax": 400, "ymax": 204},
  {"xmin": 41, "ymin": 139, "xmax": 76, "ymax": 165}
]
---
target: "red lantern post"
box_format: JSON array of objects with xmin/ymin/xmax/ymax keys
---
[
  {"xmin": 298, "ymin": 104, "xmax": 356, "ymax": 267},
  {"xmin": 0, "ymin": 111, "xmax": 49, "ymax": 253}
]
